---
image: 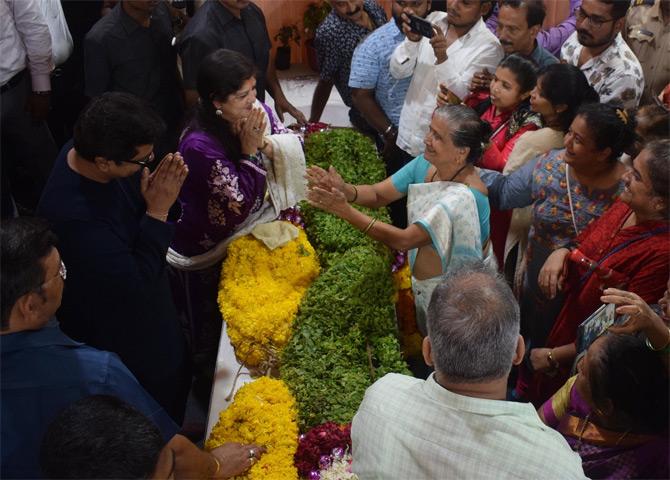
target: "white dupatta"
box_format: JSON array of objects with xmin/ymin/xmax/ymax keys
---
[{"xmin": 166, "ymin": 102, "xmax": 306, "ymax": 271}]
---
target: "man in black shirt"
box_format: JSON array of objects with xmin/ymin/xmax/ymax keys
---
[
  {"xmin": 37, "ymin": 92, "xmax": 191, "ymax": 424},
  {"xmin": 84, "ymin": 1, "xmax": 184, "ymax": 158},
  {"xmin": 178, "ymin": 0, "xmax": 306, "ymax": 123}
]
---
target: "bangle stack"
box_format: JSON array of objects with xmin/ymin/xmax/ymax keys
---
[{"xmin": 362, "ymin": 217, "xmax": 377, "ymax": 235}]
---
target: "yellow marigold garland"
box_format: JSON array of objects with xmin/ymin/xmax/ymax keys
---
[
  {"xmin": 393, "ymin": 261, "xmax": 412, "ymax": 291},
  {"xmin": 206, "ymin": 377, "xmax": 299, "ymax": 480},
  {"xmin": 219, "ymin": 226, "xmax": 320, "ymax": 369}
]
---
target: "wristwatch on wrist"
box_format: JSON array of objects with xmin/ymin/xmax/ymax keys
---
[
  {"xmin": 382, "ymin": 124, "xmax": 397, "ymax": 140},
  {"xmin": 32, "ymin": 90, "xmax": 51, "ymax": 96}
]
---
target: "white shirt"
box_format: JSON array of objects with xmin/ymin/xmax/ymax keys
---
[
  {"xmin": 561, "ymin": 31, "xmax": 644, "ymax": 109},
  {"xmin": 0, "ymin": 0, "xmax": 52, "ymax": 90},
  {"xmin": 390, "ymin": 14, "xmax": 503, "ymax": 157},
  {"xmin": 38, "ymin": 0, "xmax": 73, "ymax": 66},
  {"xmin": 352, "ymin": 373, "xmax": 587, "ymax": 480}
]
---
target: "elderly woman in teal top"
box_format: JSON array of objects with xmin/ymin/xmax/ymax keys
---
[{"xmin": 307, "ymin": 104, "xmax": 494, "ymax": 334}]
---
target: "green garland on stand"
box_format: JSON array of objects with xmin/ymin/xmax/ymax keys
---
[
  {"xmin": 281, "ymin": 129, "xmax": 409, "ymax": 430},
  {"xmin": 304, "ymin": 128, "xmax": 386, "ymax": 185},
  {"xmin": 280, "ymin": 246, "xmax": 409, "ymax": 429},
  {"xmin": 301, "ymin": 128, "xmax": 391, "ymax": 267}
]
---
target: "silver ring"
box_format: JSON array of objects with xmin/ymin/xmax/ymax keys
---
[{"xmin": 248, "ymin": 448, "xmax": 256, "ymax": 459}]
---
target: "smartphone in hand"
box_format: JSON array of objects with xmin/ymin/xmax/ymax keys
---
[{"xmin": 408, "ymin": 15, "xmax": 435, "ymax": 38}]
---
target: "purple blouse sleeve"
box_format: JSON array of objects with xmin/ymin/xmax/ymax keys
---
[
  {"xmin": 485, "ymin": 4, "xmax": 498, "ymax": 34},
  {"xmin": 260, "ymin": 101, "xmax": 304, "ymax": 147},
  {"xmin": 486, "ymin": 0, "xmax": 581, "ymax": 56},
  {"xmin": 537, "ymin": 0, "xmax": 581, "ymax": 56},
  {"xmin": 173, "ymin": 132, "xmax": 267, "ymax": 255},
  {"xmin": 261, "ymin": 101, "xmax": 289, "ymax": 134}
]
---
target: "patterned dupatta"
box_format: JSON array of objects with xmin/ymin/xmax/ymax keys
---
[{"xmin": 407, "ymin": 182, "xmax": 496, "ymax": 332}]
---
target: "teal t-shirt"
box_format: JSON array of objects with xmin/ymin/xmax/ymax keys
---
[{"xmin": 391, "ymin": 155, "xmax": 490, "ymax": 243}]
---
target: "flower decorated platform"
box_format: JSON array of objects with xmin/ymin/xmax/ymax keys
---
[{"xmin": 206, "ymin": 129, "xmax": 413, "ymax": 479}]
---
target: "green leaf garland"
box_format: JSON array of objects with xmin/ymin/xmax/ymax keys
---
[{"xmin": 282, "ymin": 130, "xmax": 410, "ymax": 431}]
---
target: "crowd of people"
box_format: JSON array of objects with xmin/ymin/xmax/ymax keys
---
[{"xmin": 1, "ymin": 0, "xmax": 668, "ymax": 478}]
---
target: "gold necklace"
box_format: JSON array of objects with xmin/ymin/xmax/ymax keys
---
[{"xmin": 574, "ymin": 414, "xmax": 632, "ymax": 451}]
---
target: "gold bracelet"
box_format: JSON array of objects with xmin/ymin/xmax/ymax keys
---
[
  {"xmin": 362, "ymin": 218, "xmax": 377, "ymax": 235},
  {"xmin": 211, "ymin": 455, "xmax": 221, "ymax": 478},
  {"xmin": 350, "ymin": 185, "xmax": 358, "ymax": 203},
  {"xmin": 547, "ymin": 349, "xmax": 559, "ymax": 369},
  {"xmin": 645, "ymin": 327, "xmax": 670, "ymax": 351}
]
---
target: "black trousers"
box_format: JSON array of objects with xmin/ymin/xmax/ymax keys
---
[
  {"xmin": 1, "ymin": 72, "xmax": 57, "ymax": 215},
  {"xmin": 383, "ymin": 141, "xmax": 414, "ymax": 228}
]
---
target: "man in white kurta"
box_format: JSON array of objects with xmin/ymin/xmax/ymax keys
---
[
  {"xmin": 390, "ymin": 2, "xmax": 504, "ymax": 158},
  {"xmin": 351, "ymin": 263, "xmax": 587, "ymax": 480}
]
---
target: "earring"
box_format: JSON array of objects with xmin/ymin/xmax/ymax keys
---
[{"xmin": 215, "ymin": 109, "xmax": 223, "ymax": 118}]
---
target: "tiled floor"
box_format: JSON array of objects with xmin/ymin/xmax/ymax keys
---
[{"xmin": 266, "ymin": 63, "xmax": 352, "ymax": 127}]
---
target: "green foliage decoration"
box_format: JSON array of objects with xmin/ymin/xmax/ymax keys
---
[
  {"xmin": 304, "ymin": 128, "xmax": 386, "ymax": 185},
  {"xmin": 280, "ymin": 129, "xmax": 409, "ymax": 431},
  {"xmin": 274, "ymin": 24, "xmax": 301, "ymax": 47},
  {"xmin": 281, "ymin": 247, "xmax": 410, "ymax": 429},
  {"xmin": 301, "ymin": 129, "xmax": 391, "ymax": 266}
]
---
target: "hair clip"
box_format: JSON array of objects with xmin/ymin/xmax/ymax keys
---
[{"xmin": 616, "ymin": 108, "xmax": 629, "ymax": 125}]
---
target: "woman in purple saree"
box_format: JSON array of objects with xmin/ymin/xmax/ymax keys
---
[{"xmin": 539, "ymin": 333, "xmax": 668, "ymax": 479}]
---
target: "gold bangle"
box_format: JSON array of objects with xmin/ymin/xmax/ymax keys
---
[
  {"xmin": 547, "ymin": 349, "xmax": 559, "ymax": 369},
  {"xmin": 211, "ymin": 455, "xmax": 221, "ymax": 478},
  {"xmin": 350, "ymin": 184, "xmax": 358, "ymax": 203},
  {"xmin": 645, "ymin": 327, "xmax": 670, "ymax": 351},
  {"xmin": 362, "ymin": 217, "xmax": 377, "ymax": 235}
]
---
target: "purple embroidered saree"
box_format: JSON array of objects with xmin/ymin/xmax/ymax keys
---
[{"xmin": 171, "ymin": 101, "xmax": 289, "ymax": 257}]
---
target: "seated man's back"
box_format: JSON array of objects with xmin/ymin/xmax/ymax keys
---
[
  {"xmin": 353, "ymin": 373, "xmax": 585, "ymax": 479},
  {"xmin": 352, "ymin": 261, "xmax": 586, "ymax": 479}
]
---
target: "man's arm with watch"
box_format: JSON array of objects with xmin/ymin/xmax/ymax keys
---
[{"xmin": 351, "ymin": 87, "xmax": 397, "ymax": 145}]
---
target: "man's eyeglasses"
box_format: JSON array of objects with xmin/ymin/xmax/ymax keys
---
[
  {"xmin": 42, "ymin": 260, "xmax": 67, "ymax": 286},
  {"xmin": 575, "ymin": 7, "xmax": 617, "ymax": 29},
  {"xmin": 119, "ymin": 151, "xmax": 155, "ymax": 167}
]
